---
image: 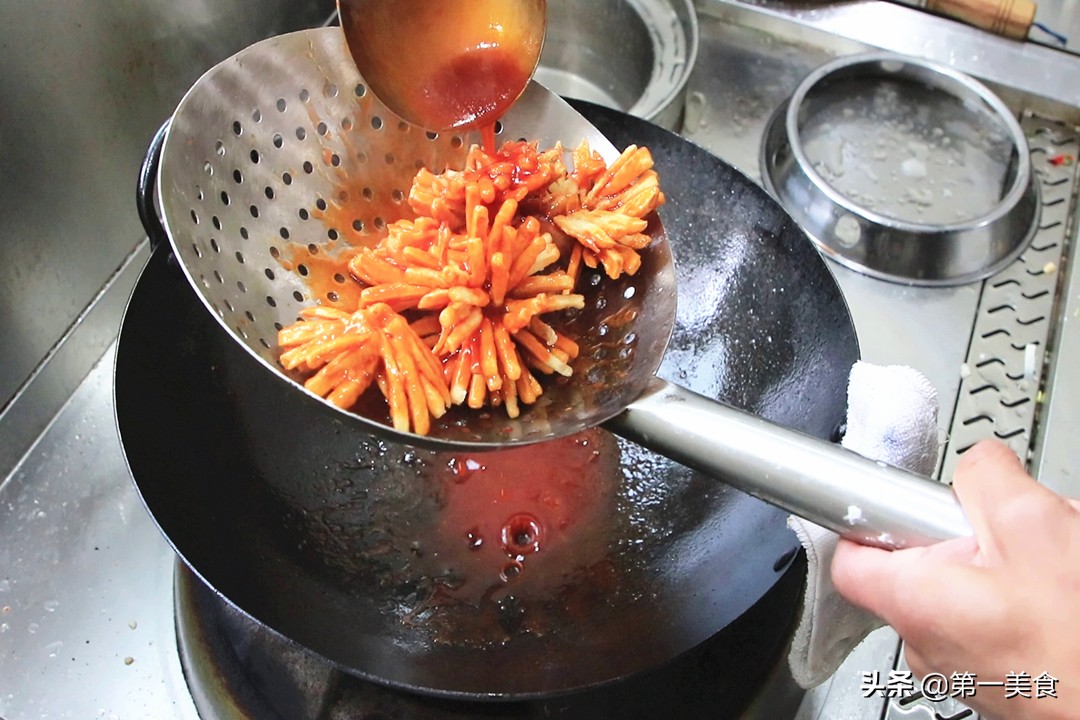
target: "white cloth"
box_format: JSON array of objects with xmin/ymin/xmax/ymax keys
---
[{"xmin": 787, "ymin": 361, "xmax": 940, "ymax": 689}]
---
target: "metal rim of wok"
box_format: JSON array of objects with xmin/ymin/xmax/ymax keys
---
[{"xmin": 116, "ymin": 100, "xmax": 860, "ymax": 699}]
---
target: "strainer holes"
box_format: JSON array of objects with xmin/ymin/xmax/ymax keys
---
[
  {"xmin": 232, "ymin": 169, "xmax": 243, "ymax": 184},
  {"xmin": 329, "ymin": 153, "xmax": 341, "ymax": 167},
  {"xmin": 214, "ymin": 141, "xmax": 226, "ymax": 157},
  {"xmin": 323, "ymin": 82, "xmax": 339, "ymax": 98},
  {"xmin": 265, "ymin": 268, "xmax": 276, "ymax": 281},
  {"xmin": 342, "ymin": 117, "xmax": 353, "ymax": 132},
  {"xmin": 299, "ymin": 88, "xmax": 310, "ymax": 103},
  {"xmin": 266, "ymin": 295, "xmax": 277, "ymax": 308},
  {"xmin": 296, "ymin": 127, "xmax": 307, "ymax": 141},
  {"xmin": 192, "ymin": 243, "xmax": 202, "ymax": 258},
  {"xmin": 327, "ymin": 291, "xmax": 339, "ymax": 302},
  {"xmin": 251, "ymin": 108, "xmax": 262, "ymax": 123},
  {"xmin": 371, "ymin": 116, "xmax": 384, "ymax": 130},
  {"xmin": 334, "ymin": 272, "xmax": 346, "ymax": 284},
  {"xmin": 426, "ymin": 131, "xmax": 439, "ymax": 140},
  {"xmin": 354, "ymin": 83, "xmax": 366, "ymax": 97},
  {"xmin": 238, "ymin": 281, "xmax": 247, "ymax": 294},
  {"xmin": 235, "ymin": 251, "xmax": 245, "ymax": 264},
  {"xmin": 298, "ymin": 208, "xmax": 309, "ymax": 221},
  {"xmin": 220, "ymin": 190, "xmax": 230, "ymax": 205},
  {"xmin": 494, "ymin": 120, "xmax": 504, "ymax": 134},
  {"xmin": 240, "ymin": 227, "xmax": 250, "ymax": 240},
  {"xmin": 212, "ymin": 216, "xmax": 222, "ymax": 231},
  {"xmin": 292, "ymin": 290, "xmax": 305, "ymax": 302},
  {"xmin": 338, "ymin": 190, "xmax": 350, "ymax": 204},
  {"xmin": 232, "ymin": 121, "xmax": 242, "ymax": 136},
  {"xmin": 210, "ymin": 238, "xmax": 220, "ymax": 253},
  {"xmin": 303, "ymin": 161, "xmax": 314, "ymax": 174},
  {"xmin": 204, "ymin": 161, "xmax": 215, "ymax": 176},
  {"xmin": 398, "ymin": 121, "xmax": 410, "ymax": 132},
  {"xmin": 307, "ymin": 243, "xmax": 319, "ymax": 255},
  {"xmin": 316, "ymin": 197, "xmax": 328, "ymax": 211},
  {"xmin": 245, "ymin": 310, "xmax": 255, "ymax": 322},
  {"xmin": 250, "ymin": 149, "xmax": 261, "ymax": 164},
  {"xmin": 450, "ymin": 136, "xmax": 464, "ymax": 149},
  {"xmin": 265, "ymin": 186, "xmax": 275, "ymax": 200},
  {"xmin": 352, "ymin": 219, "xmax": 364, "ymax": 232},
  {"xmin": 298, "ymin": 264, "xmax": 309, "ymax": 277},
  {"xmin": 224, "ymin": 299, "xmax": 234, "ymax": 312},
  {"xmin": 195, "ymin": 187, "xmax": 204, "ymax": 201},
  {"xmin": 237, "ymin": 326, "xmax": 248, "ymax": 340},
  {"xmin": 356, "ymin": 152, "xmax": 368, "ymax": 164},
  {"xmin": 392, "ymin": 189, "xmax": 404, "ymax": 203},
  {"xmin": 190, "ymin": 209, "xmax": 199, "ymax": 224},
  {"xmin": 276, "ymin": 98, "xmax": 288, "ymax": 113},
  {"xmin": 213, "ymin": 270, "xmax": 224, "ymax": 284},
  {"xmin": 327, "ymin": 228, "xmax": 339, "ymax": 240},
  {"xmin": 269, "ymin": 246, "xmax": 281, "ymax": 260},
  {"xmin": 384, "ymin": 153, "xmax": 396, "ymax": 165},
  {"xmin": 415, "ymin": 159, "xmax": 425, "ymax": 170},
  {"xmin": 272, "ymin": 133, "xmax": 284, "ymax": 149},
  {"xmin": 274, "ymin": 321, "xmax": 284, "ymax": 331},
  {"xmin": 259, "ymin": 337, "xmax": 271, "ymax": 350},
  {"xmin": 249, "ymin": 204, "xmax": 260, "ymax": 219},
  {"xmin": 374, "ymin": 217, "xmax": 386, "ymax": 230},
  {"xmin": 282, "ymin": 172, "xmax": 293, "ymax": 185},
  {"xmin": 279, "ymin": 227, "xmax": 290, "ymax": 240},
  {"xmin": 362, "ymin": 187, "xmax": 374, "ymax": 201}
]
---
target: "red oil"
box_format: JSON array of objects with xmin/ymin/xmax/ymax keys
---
[{"xmin": 419, "ymin": 427, "xmax": 621, "ymax": 608}]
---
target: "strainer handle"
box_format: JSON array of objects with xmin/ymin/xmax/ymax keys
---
[
  {"xmin": 137, "ymin": 119, "xmax": 171, "ymax": 250},
  {"xmin": 606, "ymin": 377, "xmax": 973, "ymax": 550}
]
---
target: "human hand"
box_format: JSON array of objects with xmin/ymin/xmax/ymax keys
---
[{"xmin": 832, "ymin": 439, "xmax": 1080, "ymax": 720}]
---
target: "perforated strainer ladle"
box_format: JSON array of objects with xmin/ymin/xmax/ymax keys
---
[{"xmin": 145, "ymin": 27, "xmax": 970, "ymax": 551}]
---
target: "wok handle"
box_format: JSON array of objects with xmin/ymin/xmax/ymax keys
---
[
  {"xmin": 605, "ymin": 377, "xmax": 972, "ymax": 550},
  {"xmin": 136, "ymin": 119, "xmax": 171, "ymax": 251}
]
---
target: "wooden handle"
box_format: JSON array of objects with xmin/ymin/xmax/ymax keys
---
[{"xmin": 923, "ymin": 0, "xmax": 1036, "ymax": 39}]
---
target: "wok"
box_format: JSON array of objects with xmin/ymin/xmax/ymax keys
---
[{"xmin": 116, "ymin": 100, "xmax": 859, "ymax": 698}]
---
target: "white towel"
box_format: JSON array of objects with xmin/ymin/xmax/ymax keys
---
[{"xmin": 787, "ymin": 361, "xmax": 940, "ymax": 688}]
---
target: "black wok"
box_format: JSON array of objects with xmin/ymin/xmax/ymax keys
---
[{"xmin": 116, "ymin": 101, "xmax": 859, "ymax": 698}]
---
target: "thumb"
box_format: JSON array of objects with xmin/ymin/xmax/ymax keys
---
[{"xmin": 832, "ymin": 535, "xmax": 978, "ymax": 620}]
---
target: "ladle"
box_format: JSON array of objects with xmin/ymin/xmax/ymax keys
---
[{"xmin": 337, "ymin": 0, "xmax": 547, "ymax": 131}]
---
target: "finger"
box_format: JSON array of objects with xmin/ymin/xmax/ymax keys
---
[
  {"xmin": 832, "ymin": 536, "xmax": 978, "ymax": 619},
  {"xmin": 949, "ymin": 440, "xmax": 1026, "ymax": 561},
  {"xmin": 952, "ymin": 439, "xmax": 1079, "ymax": 564}
]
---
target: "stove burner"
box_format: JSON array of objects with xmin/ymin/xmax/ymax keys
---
[{"xmin": 174, "ymin": 558, "xmax": 806, "ymax": 719}]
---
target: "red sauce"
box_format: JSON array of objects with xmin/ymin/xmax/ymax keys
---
[
  {"xmin": 279, "ymin": 243, "xmax": 361, "ymax": 310},
  {"xmin": 413, "ymin": 47, "xmax": 533, "ymax": 131},
  {"xmin": 421, "ymin": 428, "xmax": 621, "ymax": 604},
  {"xmin": 480, "ymin": 122, "xmax": 498, "ymax": 155}
]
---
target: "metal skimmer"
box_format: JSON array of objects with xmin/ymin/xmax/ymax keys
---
[{"xmin": 153, "ymin": 26, "xmax": 671, "ymax": 447}]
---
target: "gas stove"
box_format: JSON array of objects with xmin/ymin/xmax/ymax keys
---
[{"xmin": 3, "ymin": 2, "xmax": 1080, "ymax": 719}]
